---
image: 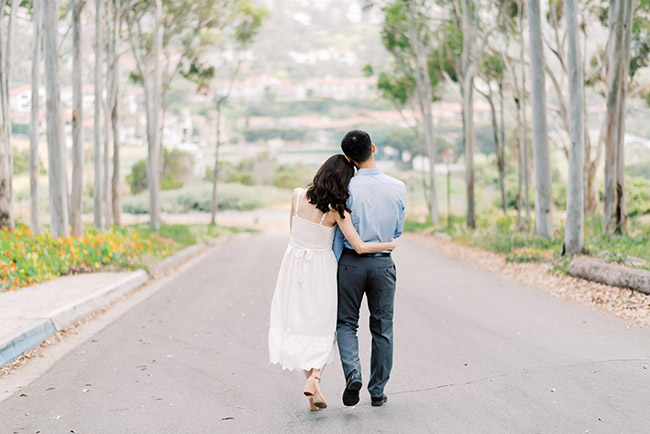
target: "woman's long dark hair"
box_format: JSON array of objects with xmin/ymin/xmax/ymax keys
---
[{"xmin": 305, "ymin": 154, "xmax": 355, "ymax": 219}]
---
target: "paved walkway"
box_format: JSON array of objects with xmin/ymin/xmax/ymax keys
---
[{"xmin": 1, "ymin": 233, "xmax": 649, "ymax": 433}]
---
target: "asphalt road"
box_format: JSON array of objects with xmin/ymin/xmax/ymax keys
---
[{"xmin": 1, "ymin": 233, "xmax": 649, "ymax": 434}]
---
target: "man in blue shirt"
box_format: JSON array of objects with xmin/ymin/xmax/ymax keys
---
[{"xmin": 334, "ymin": 130, "xmax": 406, "ymax": 408}]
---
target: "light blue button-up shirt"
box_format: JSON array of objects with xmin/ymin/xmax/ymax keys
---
[{"xmin": 333, "ymin": 168, "xmax": 407, "ymax": 260}]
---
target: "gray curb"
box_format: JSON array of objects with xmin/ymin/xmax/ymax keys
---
[
  {"xmin": 46, "ymin": 270, "xmax": 149, "ymax": 331},
  {"xmin": 0, "ymin": 318, "xmax": 56, "ymax": 367},
  {"xmin": 0, "ymin": 236, "xmax": 229, "ymax": 369}
]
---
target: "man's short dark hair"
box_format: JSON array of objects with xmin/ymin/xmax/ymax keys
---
[{"xmin": 341, "ymin": 130, "xmax": 372, "ymax": 164}]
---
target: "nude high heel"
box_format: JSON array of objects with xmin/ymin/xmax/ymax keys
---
[
  {"xmin": 303, "ymin": 374, "xmax": 327, "ymax": 409},
  {"xmin": 307, "ymin": 395, "xmax": 319, "ymax": 411}
]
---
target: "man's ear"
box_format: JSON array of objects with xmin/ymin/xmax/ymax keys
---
[
  {"xmin": 344, "ymin": 155, "xmax": 351, "ymax": 163},
  {"xmin": 371, "ymin": 143, "xmax": 376, "ymax": 154}
]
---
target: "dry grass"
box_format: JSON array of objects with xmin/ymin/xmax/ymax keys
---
[{"xmin": 407, "ymin": 233, "xmax": 650, "ymax": 327}]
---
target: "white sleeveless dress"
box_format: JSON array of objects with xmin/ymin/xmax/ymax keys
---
[{"xmin": 268, "ymin": 190, "xmax": 337, "ymax": 371}]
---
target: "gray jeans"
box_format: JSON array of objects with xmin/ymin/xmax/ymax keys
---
[{"xmin": 336, "ymin": 252, "xmax": 397, "ymax": 398}]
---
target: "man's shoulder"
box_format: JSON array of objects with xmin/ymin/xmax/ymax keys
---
[{"xmin": 382, "ymin": 173, "xmax": 406, "ymax": 188}]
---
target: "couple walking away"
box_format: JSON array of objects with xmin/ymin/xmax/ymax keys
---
[{"xmin": 268, "ymin": 130, "xmax": 407, "ymax": 411}]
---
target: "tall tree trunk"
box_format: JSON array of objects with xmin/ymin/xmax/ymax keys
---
[
  {"xmin": 111, "ymin": 0, "xmax": 122, "ymax": 227},
  {"xmin": 210, "ymin": 101, "xmax": 223, "ymax": 225},
  {"xmin": 479, "ymin": 83, "xmax": 507, "ymax": 214},
  {"xmin": 563, "ymin": 0, "xmax": 584, "ymax": 255},
  {"xmin": 71, "ymin": 0, "xmax": 86, "ymax": 237},
  {"xmin": 615, "ymin": 0, "xmax": 633, "ymax": 234},
  {"xmin": 406, "ymin": 2, "xmax": 439, "ymax": 224},
  {"xmin": 497, "ymin": 81, "xmax": 507, "ymax": 215},
  {"xmin": 527, "ymin": 0, "xmax": 554, "ymax": 237},
  {"xmin": 103, "ymin": 89, "xmax": 112, "ymax": 228},
  {"xmin": 602, "ymin": 0, "xmax": 632, "ymax": 234},
  {"xmin": 30, "ymin": 0, "xmax": 42, "ymax": 234},
  {"xmin": 148, "ymin": 0, "xmax": 163, "ymax": 231},
  {"xmin": 461, "ymin": 0, "xmax": 477, "ymax": 229},
  {"xmin": 44, "ymin": 0, "xmax": 69, "ymax": 237},
  {"xmin": 519, "ymin": 0, "xmax": 531, "ymax": 231},
  {"xmin": 0, "ymin": 0, "xmax": 13, "ymax": 230},
  {"xmin": 4, "ymin": 0, "xmax": 16, "ymax": 149},
  {"xmin": 515, "ymin": 95, "xmax": 524, "ymax": 229},
  {"xmin": 93, "ymin": 0, "xmax": 103, "ymax": 228}
]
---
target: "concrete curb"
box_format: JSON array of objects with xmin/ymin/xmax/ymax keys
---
[
  {"xmin": 46, "ymin": 270, "xmax": 149, "ymax": 331},
  {"xmin": 0, "ymin": 236, "xmax": 230, "ymax": 369},
  {"xmin": 0, "ymin": 318, "xmax": 56, "ymax": 367},
  {"xmin": 149, "ymin": 244, "xmax": 206, "ymax": 278}
]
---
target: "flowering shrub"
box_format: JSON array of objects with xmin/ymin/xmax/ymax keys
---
[{"xmin": 0, "ymin": 225, "xmax": 175, "ymax": 290}]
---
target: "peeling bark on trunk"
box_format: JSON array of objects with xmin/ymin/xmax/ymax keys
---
[
  {"xmin": 460, "ymin": 0, "xmax": 477, "ymax": 229},
  {"xmin": 111, "ymin": 5, "xmax": 121, "ymax": 227},
  {"xmin": 527, "ymin": 0, "xmax": 554, "ymax": 237},
  {"xmin": 210, "ymin": 103, "xmax": 222, "ymax": 226},
  {"xmin": 44, "ymin": 0, "xmax": 69, "ymax": 237},
  {"xmin": 30, "ymin": 0, "xmax": 42, "ymax": 235},
  {"xmin": 93, "ymin": 0, "xmax": 103, "ymax": 228},
  {"xmin": 602, "ymin": 0, "xmax": 633, "ymax": 234},
  {"xmin": 149, "ymin": 0, "xmax": 163, "ymax": 231},
  {"xmin": 407, "ymin": 2, "xmax": 439, "ymax": 224},
  {"xmin": 563, "ymin": 0, "xmax": 585, "ymax": 256},
  {"xmin": 71, "ymin": 0, "xmax": 86, "ymax": 237},
  {"xmin": 0, "ymin": 0, "xmax": 15, "ymax": 230}
]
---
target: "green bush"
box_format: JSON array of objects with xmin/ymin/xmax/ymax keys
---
[
  {"xmin": 273, "ymin": 164, "xmax": 314, "ymax": 189},
  {"xmin": 227, "ymin": 172, "xmax": 254, "ymax": 185},
  {"xmin": 122, "ymin": 182, "xmax": 287, "ymax": 214},
  {"xmin": 126, "ymin": 160, "xmax": 148, "ymax": 194},
  {"xmin": 626, "ymin": 176, "xmax": 650, "ymax": 218},
  {"xmin": 127, "ymin": 149, "xmax": 194, "ymax": 194}
]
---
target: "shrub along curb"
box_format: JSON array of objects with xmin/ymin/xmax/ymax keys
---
[
  {"xmin": 0, "ymin": 235, "xmax": 233, "ymax": 369},
  {"xmin": 568, "ymin": 256, "xmax": 650, "ymax": 296}
]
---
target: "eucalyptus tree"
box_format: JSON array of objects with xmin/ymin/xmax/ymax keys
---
[
  {"xmin": 602, "ymin": 0, "xmax": 635, "ymax": 234},
  {"xmin": 71, "ymin": 0, "xmax": 87, "ymax": 237},
  {"xmin": 93, "ymin": 0, "xmax": 103, "ymax": 228},
  {"xmin": 527, "ymin": 0, "xmax": 553, "ymax": 238},
  {"xmin": 44, "ymin": 0, "xmax": 69, "ymax": 237},
  {"xmin": 126, "ymin": 0, "xmax": 164, "ymax": 230},
  {"xmin": 563, "ymin": 0, "xmax": 585, "ymax": 255},
  {"xmin": 364, "ymin": 0, "xmax": 447, "ymax": 224},
  {"xmin": 0, "ymin": 0, "xmax": 18, "ymax": 230},
  {"xmin": 30, "ymin": 0, "xmax": 42, "ymax": 234},
  {"xmin": 201, "ymin": 1, "xmax": 267, "ymax": 226},
  {"xmin": 126, "ymin": 0, "xmax": 242, "ymax": 230},
  {"xmin": 109, "ymin": 0, "xmax": 123, "ymax": 226},
  {"xmin": 437, "ymin": 0, "xmax": 500, "ymax": 228},
  {"xmin": 476, "ymin": 51, "xmax": 507, "ymax": 214}
]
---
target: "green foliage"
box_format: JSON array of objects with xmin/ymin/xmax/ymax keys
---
[
  {"xmin": 127, "ymin": 149, "xmax": 194, "ymax": 194},
  {"xmin": 626, "ymin": 176, "xmax": 650, "ymax": 218},
  {"xmin": 12, "ymin": 149, "xmax": 30, "ymax": 175},
  {"xmin": 273, "ymin": 164, "xmax": 314, "ymax": 189},
  {"xmin": 0, "ymin": 224, "xmax": 175, "ymax": 290},
  {"xmin": 129, "ymin": 223, "xmax": 250, "ymax": 249},
  {"xmin": 163, "ymin": 148, "xmax": 193, "ymax": 190},
  {"xmin": 122, "ymin": 182, "xmax": 287, "ymax": 214},
  {"xmin": 12, "ymin": 123, "xmax": 29, "ymax": 136},
  {"xmin": 126, "ymin": 160, "xmax": 148, "ymax": 195},
  {"xmin": 227, "ymin": 172, "xmax": 254, "ymax": 185}
]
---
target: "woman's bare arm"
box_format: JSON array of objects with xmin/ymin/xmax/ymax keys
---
[{"xmin": 334, "ymin": 210, "xmax": 396, "ymax": 254}]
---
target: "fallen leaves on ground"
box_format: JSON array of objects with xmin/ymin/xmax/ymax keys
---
[{"xmin": 407, "ymin": 233, "xmax": 650, "ymax": 327}]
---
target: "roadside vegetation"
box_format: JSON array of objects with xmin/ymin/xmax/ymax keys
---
[{"xmin": 0, "ymin": 223, "xmax": 245, "ymax": 292}]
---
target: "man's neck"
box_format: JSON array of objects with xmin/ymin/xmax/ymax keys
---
[{"xmin": 356, "ymin": 160, "xmax": 377, "ymax": 170}]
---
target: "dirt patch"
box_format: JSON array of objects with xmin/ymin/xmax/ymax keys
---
[{"xmin": 407, "ymin": 233, "xmax": 650, "ymax": 327}]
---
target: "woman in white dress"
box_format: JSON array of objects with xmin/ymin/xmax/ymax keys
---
[{"xmin": 268, "ymin": 155, "xmax": 396, "ymax": 411}]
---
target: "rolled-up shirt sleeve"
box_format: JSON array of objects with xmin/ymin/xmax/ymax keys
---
[
  {"xmin": 332, "ymin": 227, "xmax": 344, "ymax": 261},
  {"xmin": 394, "ymin": 184, "xmax": 406, "ymax": 239}
]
